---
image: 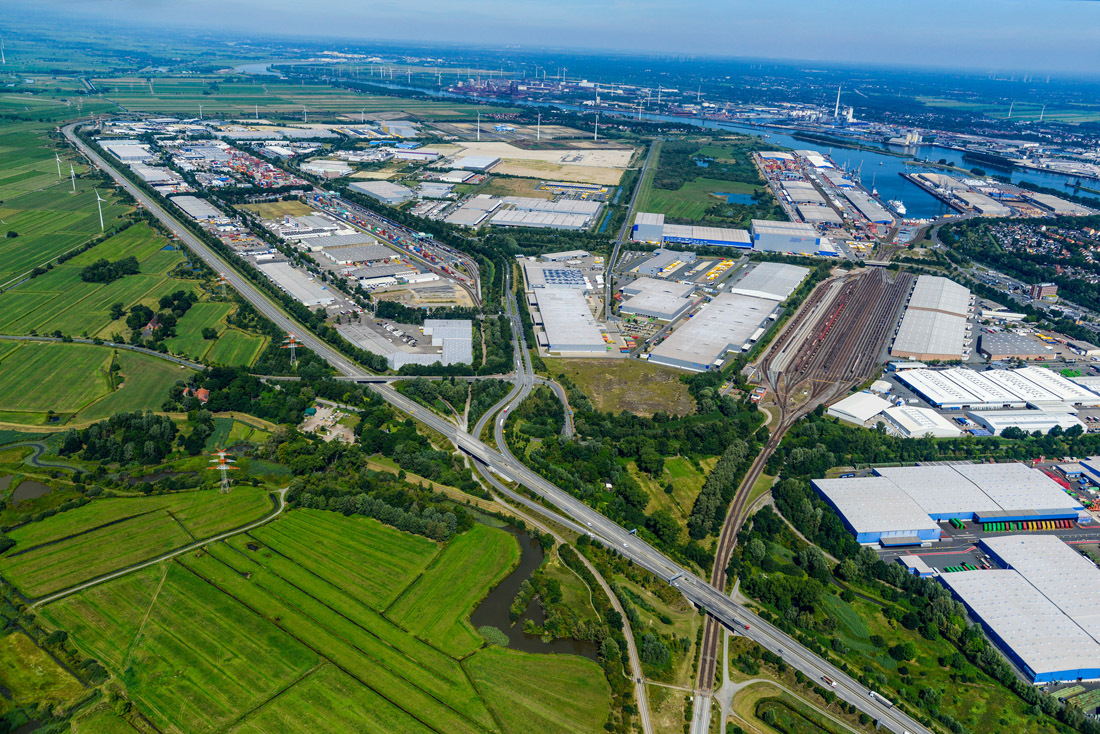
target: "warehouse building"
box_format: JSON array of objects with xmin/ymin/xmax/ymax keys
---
[
  {"xmin": 647, "ymin": 293, "xmax": 776, "ymax": 372},
  {"xmin": 531, "ymin": 288, "xmax": 607, "ymax": 354},
  {"xmin": 890, "ymin": 275, "xmax": 973, "ymax": 361},
  {"xmin": 1016, "ymin": 366, "xmax": 1100, "ymax": 405},
  {"xmin": 445, "ymin": 195, "xmax": 501, "ymax": 227},
  {"xmin": 503, "ymin": 197, "xmax": 602, "ymax": 217},
  {"xmin": 1023, "ymin": 192, "xmax": 1093, "ymax": 216},
  {"xmin": 101, "ymin": 140, "xmax": 155, "ymax": 163},
  {"xmin": 632, "ymin": 212, "xmax": 666, "ymax": 243},
  {"xmin": 321, "ymin": 243, "xmax": 395, "ymax": 264},
  {"xmin": 942, "ymin": 535, "xmax": 1100, "ymax": 683},
  {"xmin": 352, "ymin": 263, "xmax": 418, "ymax": 287},
  {"xmin": 750, "ymin": 220, "xmax": 827, "ymax": 255},
  {"xmin": 797, "ymin": 205, "xmax": 844, "ymax": 225},
  {"xmin": 825, "ymin": 391, "xmax": 892, "ymax": 425},
  {"xmin": 1069, "ymin": 340, "xmax": 1100, "ymax": 357},
  {"xmin": 813, "ymin": 476, "xmax": 942, "ymax": 545},
  {"xmin": 967, "ymin": 410, "xmax": 1086, "ymax": 436},
  {"xmin": 541, "ymin": 250, "xmax": 590, "ymax": 262},
  {"xmin": 896, "ymin": 366, "xmax": 1100, "ymax": 411},
  {"xmin": 256, "ymin": 262, "xmax": 335, "ymax": 306},
  {"xmin": 979, "ymin": 332, "xmax": 1050, "ymax": 361},
  {"xmin": 170, "ymin": 195, "xmax": 226, "ymax": 222},
  {"xmin": 637, "ymin": 249, "xmax": 696, "ymax": 277},
  {"xmin": 348, "ymin": 180, "xmax": 415, "ymax": 205},
  {"xmin": 815, "ymin": 463, "xmax": 1084, "ymax": 545},
  {"xmin": 523, "ymin": 261, "xmax": 589, "ymax": 289},
  {"xmin": 618, "ymin": 279, "xmax": 696, "ymax": 321},
  {"xmin": 452, "ymin": 155, "xmax": 500, "ymax": 171},
  {"xmin": 489, "ymin": 210, "xmax": 593, "ymax": 230},
  {"xmin": 388, "ymin": 319, "xmax": 473, "ymax": 369},
  {"xmin": 783, "ymin": 181, "xmax": 826, "ymax": 205},
  {"xmin": 729, "ymin": 262, "xmax": 810, "ymax": 302},
  {"xmin": 880, "ymin": 405, "xmax": 962, "ymax": 438},
  {"xmin": 842, "ymin": 190, "xmax": 894, "ymax": 224}
]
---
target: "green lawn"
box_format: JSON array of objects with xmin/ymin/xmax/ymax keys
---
[
  {"xmin": 0, "ymin": 342, "xmax": 191, "ymax": 425},
  {"xmin": 164, "ymin": 302, "xmax": 233, "ymax": 360},
  {"xmin": 0, "ymin": 631, "xmax": 84, "ymax": 710},
  {"xmin": 38, "ymin": 510, "xmax": 612, "ymax": 734},
  {"xmin": 204, "ymin": 327, "xmax": 267, "ymax": 367},
  {"xmin": 386, "ymin": 524, "xmax": 519, "ymax": 658},
  {"xmin": 0, "ymin": 488, "xmax": 274, "ymax": 598},
  {"xmin": 645, "ymin": 177, "xmax": 760, "ymax": 221}
]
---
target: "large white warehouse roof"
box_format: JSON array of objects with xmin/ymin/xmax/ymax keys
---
[{"xmin": 729, "ymin": 262, "xmax": 810, "ymax": 302}]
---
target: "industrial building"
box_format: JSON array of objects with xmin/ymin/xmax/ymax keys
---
[
  {"xmin": 300, "ymin": 159, "xmax": 352, "ymax": 178},
  {"xmin": 1023, "ymin": 193, "xmax": 1093, "ymax": 216},
  {"xmin": 825, "ymin": 392, "xmax": 892, "ymax": 425},
  {"xmin": 647, "ymin": 293, "xmax": 776, "ymax": 371},
  {"xmin": 890, "ymin": 275, "xmax": 973, "ymax": 361},
  {"xmin": 321, "ymin": 244, "xmax": 395, "ymax": 265},
  {"xmin": 418, "ymin": 182, "xmax": 454, "ymax": 199},
  {"xmin": 630, "ymin": 212, "xmax": 752, "ymax": 248},
  {"xmin": 729, "ymin": 262, "xmax": 810, "ymax": 302},
  {"xmin": 523, "ymin": 261, "xmax": 590, "ymax": 289},
  {"xmin": 897, "ymin": 366, "xmax": 1100, "ymax": 412},
  {"xmin": 170, "ymin": 195, "xmax": 226, "ymax": 222},
  {"xmin": 637, "ymin": 249, "xmax": 696, "ymax": 277},
  {"xmin": 256, "ymin": 262, "xmax": 335, "ymax": 306},
  {"xmin": 1030, "ymin": 282, "xmax": 1059, "ymax": 300},
  {"xmin": 750, "ymin": 220, "xmax": 828, "ymax": 255},
  {"xmin": 531, "ymin": 288, "xmax": 607, "ymax": 354},
  {"xmin": 782, "ymin": 181, "xmax": 826, "ymax": 205},
  {"xmin": 618, "ymin": 279, "xmax": 696, "ymax": 321},
  {"xmin": 814, "ymin": 462, "xmax": 1085, "ymax": 545},
  {"xmin": 445, "ymin": 195, "xmax": 501, "ymax": 227},
  {"xmin": 352, "ymin": 263, "xmax": 419, "ymax": 287},
  {"xmin": 797, "ymin": 205, "xmax": 844, "ymax": 225},
  {"xmin": 348, "ymin": 180, "xmax": 415, "ymax": 206},
  {"xmin": 1069, "ymin": 340, "xmax": 1100, "ymax": 357},
  {"xmin": 842, "ymin": 190, "xmax": 894, "ymax": 224},
  {"xmin": 452, "ymin": 155, "xmax": 500, "ymax": 171},
  {"xmin": 979, "ymin": 332, "xmax": 1050, "ymax": 361},
  {"xmin": 967, "ymin": 410, "xmax": 1086, "ymax": 436},
  {"xmin": 632, "ymin": 212, "xmax": 666, "ymax": 243},
  {"xmin": 101, "ymin": 140, "xmax": 155, "ymax": 163},
  {"xmin": 388, "ymin": 319, "xmax": 473, "ymax": 369},
  {"xmin": 880, "ymin": 405, "xmax": 962, "ymax": 438},
  {"xmin": 503, "ymin": 197, "xmax": 603, "ymax": 217},
  {"xmin": 541, "ymin": 250, "xmax": 589, "ymax": 262},
  {"xmin": 489, "ymin": 210, "xmax": 593, "ymax": 230},
  {"xmin": 942, "ymin": 535, "xmax": 1100, "ymax": 683}
]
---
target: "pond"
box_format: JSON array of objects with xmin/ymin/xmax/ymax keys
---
[
  {"xmin": 712, "ymin": 192, "xmax": 756, "ymax": 205},
  {"xmin": 470, "ymin": 524, "xmax": 599, "ymax": 660},
  {"xmin": 0, "ymin": 476, "xmax": 12, "ymax": 492},
  {"xmin": 11, "ymin": 480, "xmax": 51, "ymax": 502}
]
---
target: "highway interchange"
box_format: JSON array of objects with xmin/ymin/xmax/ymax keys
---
[{"xmin": 65, "ymin": 121, "xmax": 931, "ymax": 734}]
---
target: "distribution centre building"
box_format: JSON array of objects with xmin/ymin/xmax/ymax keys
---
[
  {"xmin": 647, "ymin": 293, "xmax": 776, "ymax": 371},
  {"xmin": 619, "ymin": 278, "xmax": 697, "ymax": 321},
  {"xmin": 880, "ymin": 405, "xmax": 962, "ymax": 438},
  {"xmin": 967, "ymin": 410, "xmax": 1086, "ymax": 436},
  {"xmin": 729, "ymin": 262, "xmax": 810, "ymax": 302},
  {"xmin": 825, "ymin": 391, "xmax": 892, "ymax": 425},
  {"xmin": 348, "ymin": 180, "xmax": 415, "ymax": 205},
  {"xmin": 890, "ymin": 275, "xmax": 973, "ymax": 361},
  {"xmin": 812, "ymin": 476, "xmax": 942, "ymax": 545},
  {"xmin": 941, "ymin": 534, "xmax": 1100, "ymax": 683},
  {"xmin": 256, "ymin": 262, "xmax": 335, "ymax": 306},
  {"xmin": 530, "ymin": 289, "xmax": 607, "ymax": 354},
  {"xmin": 637, "ymin": 249, "xmax": 697, "ymax": 277},
  {"xmin": 630, "ymin": 212, "xmax": 751, "ymax": 248},
  {"xmin": 750, "ymin": 220, "xmax": 827, "ymax": 255},
  {"xmin": 979, "ymin": 332, "xmax": 1050, "ymax": 361}
]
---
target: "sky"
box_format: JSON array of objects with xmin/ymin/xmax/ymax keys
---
[{"xmin": 10, "ymin": 0, "xmax": 1100, "ymax": 74}]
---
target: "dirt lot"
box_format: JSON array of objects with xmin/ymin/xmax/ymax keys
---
[{"xmin": 543, "ymin": 357, "xmax": 695, "ymax": 417}]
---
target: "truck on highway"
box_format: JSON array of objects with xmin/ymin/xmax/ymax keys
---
[
  {"xmin": 821, "ymin": 675, "xmax": 837, "ymax": 688},
  {"xmin": 869, "ymin": 690, "xmax": 894, "ymax": 708}
]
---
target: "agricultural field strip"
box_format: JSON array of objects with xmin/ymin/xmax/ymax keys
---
[
  {"xmin": 180, "ymin": 547, "xmax": 493, "ymax": 734},
  {"xmin": 227, "ymin": 663, "xmax": 436, "ymax": 734},
  {"xmin": 218, "ymin": 534, "xmax": 494, "ymax": 725},
  {"xmin": 250, "ymin": 510, "xmax": 438, "ymax": 610},
  {"xmin": 385, "ymin": 525, "xmax": 518, "ymax": 658}
]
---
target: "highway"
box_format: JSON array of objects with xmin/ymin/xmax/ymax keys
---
[
  {"xmin": 605, "ymin": 139, "xmax": 659, "ymax": 321},
  {"xmin": 66, "ymin": 122, "xmax": 930, "ymax": 734}
]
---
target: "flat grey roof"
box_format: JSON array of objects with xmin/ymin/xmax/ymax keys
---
[
  {"xmin": 940, "ymin": 569, "xmax": 1100, "ymax": 679},
  {"xmin": 635, "ymin": 212, "xmax": 665, "ymax": 225},
  {"xmin": 648, "ymin": 293, "xmax": 775, "ymax": 370},
  {"xmin": 891, "ymin": 309, "xmax": 968, "ymax": 359},
  {"xmin": 170, "ymin": 195, "xmax": 224, "ymax": 220},
  {"xmin": 983, "ymin": 535, "xmax": 1100, "ymax": 643},
  {"xmin": 320, "ymin": 243, "xmax": 393, "ymax": 262},
  {"xmin": 532, "ymin": 288, "xmax": 606, "ymax": 352},
  {"xmin": 619, "ymin": 280, "xmax": 696, "ymax": 320},
  {"xmin": 751, "ymin": 219, "xmax": 818, "ymax": 236},
  {"xmin": 729, "ymin": 262, "xmax": 809, "ymax": 302},
  {"xmin": 952, "ymin": 462, "xmax": 1083, "ymax": 512},
  {"xmin": 797, "ymin": 204, "xmax": 843, "ymax": 224},
  {"xmin": 502, "ymin": 197, "xmax": 602, "ymax": 215},
  {"xmin": 907, "ymin": 275, "xmax": 971, "ymax": 317},
  {"xmin": 980, "ymin": 332, "xmax": 1047, "ymax": 356},
  {"xmin": 256, "ymin": 262, "xmax": 334, "ymax": 305},
  {"xmin": 813, "ymin": 477, "xmax": 941, "ymax": 535},
  {"xmin": 873, "ymin": 465, "xmax": 1000, "ymax": 516}
]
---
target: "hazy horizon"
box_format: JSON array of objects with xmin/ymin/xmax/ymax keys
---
[{"xmin": 2, "ymin": 0, "xmax": 1099, "ymax": 75}]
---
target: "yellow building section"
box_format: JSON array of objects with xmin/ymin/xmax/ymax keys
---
[{"xmin": 704, "ymin": 260, "xmax": 736, "ymax": 280}]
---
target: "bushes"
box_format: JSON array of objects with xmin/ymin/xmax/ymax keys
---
[
  {"xmin": 80, "ymin": 256, "xmax": 139, "ymax": 283},
  {"xmin": 687, "ymin": 439, "xmax": 750, "ymax": 539},
  {"xmin": 60, "ymin": 411, "xmax": 177, "ymax": 465}
]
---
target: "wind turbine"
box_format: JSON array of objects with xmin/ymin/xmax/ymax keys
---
[
  {"xmin": 1, "ymin": 36, "xmax": 5, "ymax": 66},
  {"xmin": 476, "ymin": 111, "xmax": 480, "ymax": 141},
  {"xmin": 69, "ymin": 164, "xmax": 76, "ymax": 193},
  {"xmin": 94, "ymin": 190, "xmax": 105, "ymax": 231},
  {"xmin": 198, "ymin": 103, "xmax": 203, "ymax": 120},
  {"xmin": 302, "ymin": 106, "xmax": 308, "ymax": 123},
  {"xmin": 536, "ymin": 112, "xmax": 541, "ymax": 141},
  {"xmin": 55, "ymin": 153, "xmax": 62, "ymax": 177}
]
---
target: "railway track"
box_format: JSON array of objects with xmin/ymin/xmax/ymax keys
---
[{"xmin": 695, "ymin": 268, "xmax": 911, "ymax": 694}]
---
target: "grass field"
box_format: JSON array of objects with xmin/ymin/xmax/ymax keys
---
[
  {"xmin": 0, "ymin": 122, "xmax": 130, "ymax": 287},
  {"xmin": 0, "ymin": 488, "xmax": 274, "ymax": 597},
  {"xmin": 386, "ymin": 524, "xmax": 519, "ymax": 658},
  {"xmin": 542, "ymin": 357, "xmax": 695, "ymax": 417},
  {"xmin": 465, "ymin": 647, "xmax": 610, "ymax": 734},
  {"xmin": 478, "ymin": 176, "xmax": 555, "ymax": 199},
  {"xmin": 644, "ymin": 177, "xmax": 759, "ymax": 221},
  {"xmin": 41, "ymin": 509, "xmax": 611, "ymax": 734},
  {"xmin": 0, "ymin": 631, "xmax": 84, "ymax": 711},
  {"xmin": 628, "ymin": 455, "xmax": 718, "ymax": 528},
  {"xmin": 204, "ymin": 328, "xmax": 267, "ymax": 367},
  {"xmin": 239, "ymin": 200, "xmax": 314, "ymax": 219},
  {"xmin": 0, "ymin": 342, "xmax": 189, "ymax": 425}
]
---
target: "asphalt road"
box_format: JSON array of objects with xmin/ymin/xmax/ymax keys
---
[
  {"xmin": 67, "ymin": 122, "xmax": 930, "ymax": 734},
  {"xmin": 606, "ymin": 140, "xmax": 659, "ymax": 321}
]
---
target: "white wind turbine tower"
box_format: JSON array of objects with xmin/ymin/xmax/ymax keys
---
[
  {"xmin": 55, "ymin": 153, "xmax": 62, "ymax": 178},
  {"xmin": 94, "ymin": 190, "xmax": 106, "ymax": 231},
  {"xmin": 69, "ymin": 164, "xmax": 76, "ymax": 193},
  {"xmin": 198, "ymin": 104, "xmax": 203, "ymax": 120},
  {"xmin": 1, "ymin": 36, "xmax": 6, "ymax": 65}
]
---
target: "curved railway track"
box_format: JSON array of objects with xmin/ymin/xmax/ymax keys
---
[{"xmin": 695, "ymin": 268, "xmax": 912, "ymax": 694}]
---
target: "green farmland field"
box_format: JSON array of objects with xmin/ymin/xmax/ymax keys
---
[
  {"xmin": 40, "ymin": 510, "xmax": 611, "ymax": 734},
  {"xmin": 203, "ymin": 327, "xmax": 267, "ymax": 367},
  {"xmin": 386, "ymin": 523, "xmax": 519, "ymax": 657},
  {"xmin": 163, "ymin": 302, "xmax": 232, "ymax": 360},
  {"xmin": 0, "ymin": 488, "xmax": 274, "ymax": 597},
  {"xmin": 0, "ymin": 341, "xmax": 188, "ymax": 425}
]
